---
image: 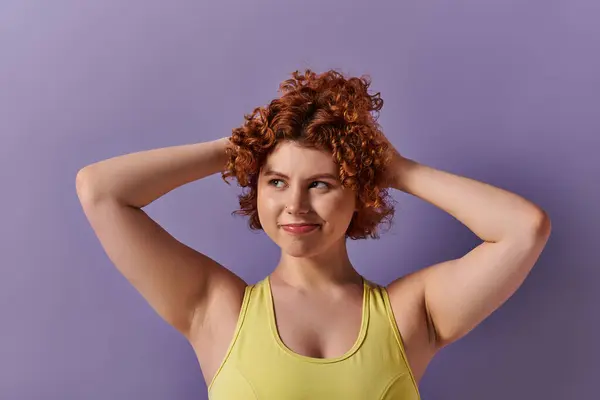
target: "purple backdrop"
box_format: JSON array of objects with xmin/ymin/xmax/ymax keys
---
[{"xmin": 1, "ymin": 0, "xmax": 598, "ymax": 399}]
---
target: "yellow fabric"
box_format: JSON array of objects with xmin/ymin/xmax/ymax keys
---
[{"xmin": 208, "ymin": 277, "xmax": 421, "ymax": 399}]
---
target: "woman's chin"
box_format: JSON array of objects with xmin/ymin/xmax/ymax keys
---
[{"xmin": 280, "ymin": 241, "xmax": 323, "ymax": 258}]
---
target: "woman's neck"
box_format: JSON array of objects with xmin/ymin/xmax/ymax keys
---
[{"xmin": 271, "ymin": 238, "xmax": 363, "ymax": 291}]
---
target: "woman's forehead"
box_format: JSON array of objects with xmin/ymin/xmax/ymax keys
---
[{"xmin": 262, "ymin": 142, "xmax": 337, "ymax": 175}]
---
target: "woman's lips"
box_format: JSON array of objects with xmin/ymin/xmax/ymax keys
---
[{"xmin": 280, "ymin": 224, "xmax": 320, "ymax": 234}]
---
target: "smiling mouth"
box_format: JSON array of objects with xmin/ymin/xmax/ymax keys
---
[{"xmin": 280, "ymin": 224, "xmax": 320, "ymax": 234}]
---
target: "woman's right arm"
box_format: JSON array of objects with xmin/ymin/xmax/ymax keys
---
[{"xmin": 75, "ymin": 137, "xmax": 246, "ymax": 340}]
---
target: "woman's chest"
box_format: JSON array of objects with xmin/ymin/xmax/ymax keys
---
[{"xmin": 272, "ymin": 294, "xmax": 364, "ymax": 359}]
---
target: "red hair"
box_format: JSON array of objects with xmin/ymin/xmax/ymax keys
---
[{"xmin": 222, "ymin": 68, "xmax": 395, "ymax": 239}]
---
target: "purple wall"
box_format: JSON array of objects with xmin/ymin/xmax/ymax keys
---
[{"xmin": 2, "ymin": 0, "xmax": 598, "ymax": 398}]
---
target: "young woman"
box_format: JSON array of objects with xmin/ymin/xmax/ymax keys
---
[{"xmin": 76, "ymin": 69, "xmax": 551, "ymax": 399}]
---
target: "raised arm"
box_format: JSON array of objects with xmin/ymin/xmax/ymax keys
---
[
  {"xmin": 75, "ymin": 137, "xmax": 246, "ymax": 339},
  {"xmin": 386, "ymin": 151, "xmax": 551, "ymax": 350}
]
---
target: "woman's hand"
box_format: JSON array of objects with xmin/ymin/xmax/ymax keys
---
[{"xmin": 380, "ymin": 134, "xmax": 413, "ymax": 190}]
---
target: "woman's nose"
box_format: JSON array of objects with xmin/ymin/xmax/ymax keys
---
[{"xmin": 285, "ymin": 187, "xmax": 310, "ymax": 214}]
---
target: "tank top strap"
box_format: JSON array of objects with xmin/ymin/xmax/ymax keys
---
[
  {"xmin": 364, "ymin": 281, "xmax": 408, "ymax": 351},
  {"xmin": 237, "ymin": 278, "xmax": 274, "ymax": 341},
  {"xmin": 364, "ymin": 281, "xmax": 420, "ymax": 394},
  {"xmin": 363, "ymin": 280, "xmax": 396, "ymax": 339}
]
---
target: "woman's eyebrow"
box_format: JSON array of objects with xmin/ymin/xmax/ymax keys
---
[{"xmin": 262, "ymin": 169, "xmax": 339, "ymax": 181}]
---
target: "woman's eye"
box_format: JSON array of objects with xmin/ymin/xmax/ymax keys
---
[
  {"xmin": 310, "ymin": 181, "xmax": 329, "ymax": 189},
  {"xmin": 269, "ymin": 179, "xmax": 285, "ymax": 188}
]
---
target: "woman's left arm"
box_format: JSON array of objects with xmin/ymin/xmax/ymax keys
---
[{"xmin": 386, "ymin": 150, "xmax": 552, "ymax": 349}]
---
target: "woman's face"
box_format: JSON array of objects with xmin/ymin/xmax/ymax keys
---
[{"xmin": 257, "ymin": 141, "xmax": 357, "ymax": 258}]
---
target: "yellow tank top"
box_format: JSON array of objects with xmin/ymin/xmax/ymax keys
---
[{"xmin": 208, "ymin": 276, "xmax": 421, "ymax": 399}]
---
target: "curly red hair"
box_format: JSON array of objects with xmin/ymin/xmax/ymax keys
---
[{"xmin": 222, "ymin": 68, "xmax": 395, "ymax": 239}]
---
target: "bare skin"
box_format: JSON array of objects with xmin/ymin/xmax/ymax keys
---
[{"xmin": 76, "ymin": 136, "xmax": 551, "ymax": 388}]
